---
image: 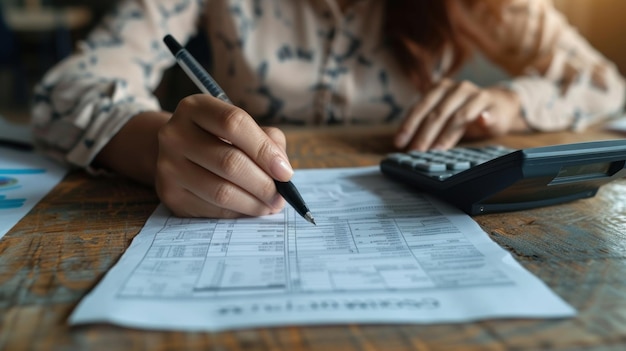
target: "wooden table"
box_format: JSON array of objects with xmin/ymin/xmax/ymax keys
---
[{"xmin": 1, "ymin": 126, "xmax": 626, "ymax": 350}]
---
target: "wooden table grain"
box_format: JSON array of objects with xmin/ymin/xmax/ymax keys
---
[{"xmin": 1, "ymin": 126, "xmax": 626, "ymax": 350}]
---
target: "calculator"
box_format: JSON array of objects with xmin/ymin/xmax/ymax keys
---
[{"xmin": 380, "ymin": 140, "xmax": 626, "ymax": 215}]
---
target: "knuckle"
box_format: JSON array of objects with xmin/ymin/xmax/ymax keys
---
[
  {"xmin": 175, "ymin": 94, "xmax": 202, "ymax": 115},
  {"xmin": 217, "ymin": 107, "xmax": 248, "ymax": 135},
  {"xmin": 212, "ymin": 182, "xmax": 236, "ymax": 208},
  {"xmin": 256, "ymin": 139, "xmax": 275, "ymax": 161},
  {"xmin": 218, "ymin": 147, "xmax": 247, "ymax": 177}
]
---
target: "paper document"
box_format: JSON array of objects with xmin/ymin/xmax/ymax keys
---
[
  {"xmin": 0, "ymin": 147, "xmax": 67, "ymax": 239},
  {"xmin": 70, "ymin": 166, "xmax": 575, "ymax": 331}
]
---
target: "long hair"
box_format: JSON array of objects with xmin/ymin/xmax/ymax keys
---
[{"xmin": 385, "ymin": 0, "xmax": 494, "ymax": 93}]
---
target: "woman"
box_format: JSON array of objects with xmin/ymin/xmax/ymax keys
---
[{"xmin": 31, "ymin": 0, "xmax": 625, "ymax": 218}]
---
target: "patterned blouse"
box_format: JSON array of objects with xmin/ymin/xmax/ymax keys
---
[{"xmin": 31, "ymin": 0, "xmax": 625, "ymax": 170}]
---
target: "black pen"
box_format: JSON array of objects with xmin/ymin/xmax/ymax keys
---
[{"xmin": 163, "ymin": 34, "xmax": 316, "ymax": 225}]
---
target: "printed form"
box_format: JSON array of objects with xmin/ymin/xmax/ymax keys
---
[{"xmin": 70, "ymin": 167, "xmax": 575, "ymax": 331}]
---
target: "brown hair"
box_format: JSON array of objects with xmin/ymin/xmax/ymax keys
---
[{"xmin": 385, "ymin": 0, "xmax": 490, "ymax": 93}]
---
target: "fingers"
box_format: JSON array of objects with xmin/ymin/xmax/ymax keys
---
[
  {"xmin": 430, "ymin": 90, "xmax": 490, "ymax": 149},
  {"xmin": 179, "ymin": 95, "xmax": 294, "ymax": 181},
  {"xmin": 263, "ymin": 126, "xmax": 287, "ymax": 152},
  {"xmin": 395, "ymin": 80, "xmax": 452, "ymax": 149},
  {"xmin": 189, "ymin": 132, "xmax": 283, "ymax": 205},
  {"xmin": 395, "ymin": 80, "xmax": 489, "ymax": 151},
  {"xmin": 156, "ymin": 152, "xmax": 283, "ymax": 218},
  {"xmin": 155, "ymin": 94, "xmax": 291, "ymax": 218}
]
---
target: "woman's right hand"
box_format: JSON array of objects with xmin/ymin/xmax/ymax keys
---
[
  {"xmin": 95, "ymin": 94, "xmax": 292, "ymax": 218},
  {"xmin": 155, "ymin": 94, "xmax": 293, "ymax": 218}
]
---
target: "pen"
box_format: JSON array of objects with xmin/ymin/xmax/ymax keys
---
[{"xmin": 163, "ymin": 34, "xmax": 316, "ymax": 225}]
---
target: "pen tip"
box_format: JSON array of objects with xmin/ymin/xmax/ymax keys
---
[{"xmin": 305, "ymin": 212, "xmax": 316, "ymax": 226}]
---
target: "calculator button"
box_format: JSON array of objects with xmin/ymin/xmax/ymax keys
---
[
  {"xmin": 385, "ymin": 145, "xmax": 515, "ymax": 179},
  {"xmin": 407, "ymin": 159, "xmax": 428, "ymax": 169},
  {"xmin": 446, "ymin": 161, "xmax": 471, "ymax": 170},
  {"xmin": 382, "ymin": 145, "xmax": 520, "ymax": 187},
  {"xmin": 415, "ymin": 162, "xmax": 447, "ymax": 172}
]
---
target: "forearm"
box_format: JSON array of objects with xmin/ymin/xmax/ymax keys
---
[
  {"xmin": 94, "ymin": 111, "xmax": 171, "ymax": 185},
  {"xmin": 455, "ymin": 0, "xmax": 626, "ymax": 131}
]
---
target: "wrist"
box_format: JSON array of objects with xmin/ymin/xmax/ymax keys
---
[{"xmin": 94, "ymin": 110, "xmax": 171, "ymax": 185}]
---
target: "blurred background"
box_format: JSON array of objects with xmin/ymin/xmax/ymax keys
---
[
  {"xmin": 1, "ymin": 0, "xmax": 626, "ymax": 122},
  {"xmin": 0, "ymin": 0, "xmax": 114, "ymax": 120}
]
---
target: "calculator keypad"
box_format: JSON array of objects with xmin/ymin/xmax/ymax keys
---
[{"xmin": 385, "ymin": 145, "xmax": 515, "ymax": 180}]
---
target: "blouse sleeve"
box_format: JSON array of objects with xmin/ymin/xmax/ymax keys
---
[
  {"xmin": 31, "ymin": 0, "xmax": 204, "ymax": 171},
  {"xmin": 454, "ymin": 0, "xmax": 625, "ymax": 131}
]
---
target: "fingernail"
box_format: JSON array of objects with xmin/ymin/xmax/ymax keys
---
[{"xmin": 271, "ymin": 157, "xmax": 293, "ymax": 181}]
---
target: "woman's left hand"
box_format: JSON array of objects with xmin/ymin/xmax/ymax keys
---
[{"xmin": 394, "ymin": 78, "xmax": 528, "ymax": 151}]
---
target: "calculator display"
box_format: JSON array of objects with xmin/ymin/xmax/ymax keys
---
[{"xmin": 553, "ymin": 162, "xmax": 612, "ymax": 182}]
